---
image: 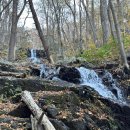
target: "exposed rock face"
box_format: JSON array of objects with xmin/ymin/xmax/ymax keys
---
[
  {"xmin": 0, "ymin": 76, "xmax": 130, "ymax": 130},
  {"xmin": 58, "ymin": 67, "xmax": 81, "ymax": 84}
]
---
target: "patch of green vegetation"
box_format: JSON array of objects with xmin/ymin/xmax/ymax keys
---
[
  {"xmin": 79, "ymin": 35, "xmax": 130, "ymax": 64},
  {"xmin": 16, "ymin": 48, "xmax": 27, "ymax": 61},
  {"xmin": 0, "ymin": 82, "xmax": 22, "ymax": 99},
  {"xmin": 79, "ymin": 38, "xmax": 119, "ymax": 64},
  {"xmin": 124, "ymin": 34, "xmax": 130, "ymax": 51}
]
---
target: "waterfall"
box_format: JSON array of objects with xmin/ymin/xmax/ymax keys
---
[
  {"xmin": 40, "ymin": 64, "xmax": 47, "ymax": 78},
  {"xmin": 30, "ymin": 49, "xmax": 40, "ymax": 63},
  {"xmin": 31, "ymin": 49, "xmax": 36, "ymax": 59},
  {"xmin": 77, "ymin": 67, "xmax": 125, "ymax": 103}
]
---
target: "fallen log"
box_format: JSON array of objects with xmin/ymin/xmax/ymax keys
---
[
  {"xmin": 22, "ymin": 90, "xmax": 56, "ymax": 130},
  {"xmin": 31, "ymin": 115, "xmax": 43, "ymax": 130},
  {"xmin": 0, "ymin": 71, "xmax": 26, "ymax": 78}
]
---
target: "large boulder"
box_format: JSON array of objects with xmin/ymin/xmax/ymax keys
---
[{"xmin": 58, "ymin": 67, "xmax": 81, "ymax": 84}]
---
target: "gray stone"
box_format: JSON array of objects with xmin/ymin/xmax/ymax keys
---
[
  {"xmin": 46, "ymin": 104, "xmax": 59, "ymax": 118},
  {"xmin": 51, "ymin": 119, "xmax": 70, "ymax": 130}
]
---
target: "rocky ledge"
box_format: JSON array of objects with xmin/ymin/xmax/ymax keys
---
[
  {"xmin": 0, "ymin": 60, "xmax": 130, "ymax": 130},
  {"xmin": 0, "ymin": 76, "xmax": 130, "ymax": 130}
]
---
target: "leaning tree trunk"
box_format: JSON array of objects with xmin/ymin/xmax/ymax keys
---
[
  {"xmin": 28, "ymin": 0, "xmax": 52, "ymax": 63},
  {"xmin": 109, "ymin": 0, "xmax": 129, "ymax": 69},
  {"xmin": 8, "ymin": 0, "xmax": 18, "ymax": 61}
]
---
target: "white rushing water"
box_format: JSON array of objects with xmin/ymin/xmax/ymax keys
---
[
  {"xmin": 77, "ymin": 67, "xmax": 125, "ymax": 102},
  {"xmin": 40, "ymin": 64, "xmax": 56, "ymax": 78},
  {"xmin": 30, "ymin": 49, "xmax": 40, "ymax": 63}
]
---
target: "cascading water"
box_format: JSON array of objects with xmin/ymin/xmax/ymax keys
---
[
  {"xmin": 29, "ymin": 49, "xmax": 126, "ymax": 103},
  {"xmin": 31, "ymin": 49, "xmax": 36, "ymax": 59},
  {"xmin": 102, "ymin": 71, "xmax": 124, "ymax": 101},
  {"xmin": 77, "ymin": 67, "xmax": 125, "ymax": 103},
  {"xmin": 40, "ymin": 64, "xmax": 56, "ymax": 78},
  {"xmin": 30, "ymin": 49, "xmax": 40, "ymax": 63}
]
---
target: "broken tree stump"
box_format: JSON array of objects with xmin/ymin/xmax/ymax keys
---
[{"xmin": 22, "ymin": 90, "xmax": 56, "ymax": 130}]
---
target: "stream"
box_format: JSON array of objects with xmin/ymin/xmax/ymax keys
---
[{"xmin": 30, "ymin": 49, "xmax": 127, "ymax": 104}]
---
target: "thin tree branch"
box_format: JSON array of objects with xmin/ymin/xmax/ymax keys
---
[
  {"xmin": 17, "ymin": 0, "xmax": 27, "ymax": 20},
  {"xmin": 0, "ymin": 0, "xmax": 13, "ymax": 19}
]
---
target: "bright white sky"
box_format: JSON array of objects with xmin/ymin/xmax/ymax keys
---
[
  {"xmin": 19, "ymin": 10, "xmax": 34, "ymax": 29},
  {"xmin": 18, "ymin": 0, "xmax": 100, "ymax": 29},
  {"xmin": 18, "ymin": 0, "xmax": 39, "ymax": 29}
]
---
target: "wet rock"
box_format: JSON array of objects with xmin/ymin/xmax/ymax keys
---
[
  {"xmin": 99, "ymin": 98, "xmax": 130, "ymax": 129},
  {"xmin": 58, "ymin": 66, "xmax": 81, "ymax": 84},
  {"xmin": 105, "ymin": 62, "xmax": 119, "ymax": 69},
  {"xmin": 46, "ymin": 104, "xmax": 59, "ymax": 118},
  {"xmin": 111, "ymin": 88, "xmax": 118, "ymax": 98},
  {"xmin": 29, "ymin": 66, "xmax": 40, "ymax": 76},
  {"xmin": 80, "ymin": 62, "xmax": 95, "ymax": 69},
  {"xmin": 67, "ymin": 118, "xmax": 88, "ymax": 130},
  {"xmin": 123, "ymin": 66, "xmax": 130, "ymax": 75},
  {"xmin": 127, "ymin": 86, "xmax": 130, "ymax": 96},
  {"xmin": 51, "ymin": 119, "xmax": 70, "ymax": 130},
  {"xmin": 9, "ymin": 103, "xmax": 32, "ymax": 118}
]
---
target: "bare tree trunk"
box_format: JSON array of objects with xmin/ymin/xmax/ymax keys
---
[
  {"xmin": 79, "ymin": 0, "xmax": 83, "ymax": 53},
  {"xmin": 8, "ymin": 0, "xmax": 26, "ymax": 61},
  {"xmin": 28, "ymin": 0, "xmax": 52, "ymax": 63},
  {"xmin": 100, "ymin": 0, "xmax": 110, "ymax": 44},
  {"xmin": 82, "ymin": 0, "xmax": 99, "ymax": 47},
  {"xmin": 107, "ymin": 4, "xmax": 117, "ymax": 40},
  {"xmin": 109, "ymin": 0, "xmax": 129, "ymax": 69},
  {"xmin": 116, "ymin": 0, "xmax": 124, "ymax": 27},
  {"xmin": 8, "ymin": 0, "xmax": 18, "ymax": 61},
  {"xmin": 51, "ymin": 0, "xmax": 64, "ymax": 60},
  {"xmin": 65, "ymin": 0, "xmax": 78, "ymax": 50}
]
